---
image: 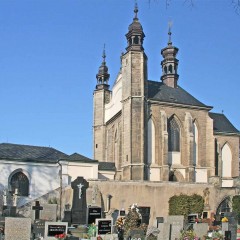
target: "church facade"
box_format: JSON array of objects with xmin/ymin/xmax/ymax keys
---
[{"xmin": 93, "ymin": 6, "xmax": 239, "ymax": 187}]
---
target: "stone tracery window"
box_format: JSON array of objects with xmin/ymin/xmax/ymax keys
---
[
  {"xmin": 10, "ymin": 172, "xmax": 29, "ymax": 196},
  {"xmin": 168, "ymin": 117, "xmax": 180, "ymax": 152}
]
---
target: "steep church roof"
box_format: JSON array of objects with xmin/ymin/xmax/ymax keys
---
[
  {"xmin": 0, "ymin": 143, "xmax": 68, "ymax": 162},
  {"xmin": 209, "ymin": 112, "xmax": 240, "ymax": 134},
  {"xmin": 65, "ymin": 153, "xmax": 98, "ymax": 163},
  {"xmin": 148, "ymin": 80, "xmax": 211, "ymax": 109}
]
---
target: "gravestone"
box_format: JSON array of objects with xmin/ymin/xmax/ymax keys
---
[
  {"xmin": 41, "ymin": 203, "xmax": 57, "ymax": 221},
  {"xmin": 5, "ymin": 217, "xmax": 31, "ymax": 240},
  {"xmin": 44, "ymin": 221, "xmax": 68, "ymax": 240},
  {"xmin": 87, "ymin": 206, "xmax": 102, "ymax": 224},
  {"xmin": 96, "ymin": 219, "xmax": 112, "ymax": 235},
  {"xmin": 32, "ymin": 219, "xmax": 46, "ymax": 239},
  {"xmin": 224, "ymin": 212, "xmax": 237, "ymax": 240},
  {"xmin": 193, "ymin": 223, "xmax": 209, "ymax": 239},
  {"xmin": 165, "ymin": 215, "xmax": 184, "ymax": 240},
  {"xmin": 157, "ymin": 223, "xmax": 171, "ymax": 240},
  {"xmin": 32, "ymin": 200, "xmax": 43, "ymax": 220},
  {"xmin": 138, "ymin": 206, "xmax": 150, "ymax": 225},
  {"xmin": 71, "ymin": 177, "xmax": 89, "ymax": 224}
]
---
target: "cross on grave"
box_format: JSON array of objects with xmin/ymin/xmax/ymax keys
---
[{"xmin": 32, "ymin": 201, "xmax": 43, "ymax": 220}]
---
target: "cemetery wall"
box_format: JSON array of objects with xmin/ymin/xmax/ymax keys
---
[{"xmin": 88, "ymin": 180, "xmax": 237, "ymax": 225}]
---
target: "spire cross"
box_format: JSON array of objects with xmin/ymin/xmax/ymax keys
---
[
  {"xmin": 102, "ymin": 44, "xmax": 106, "ymax": 64},
  {"xmin": 134, "ymin": 1, "xmax": 138, "ymax": 20},
  {"xmin": 168, "ymin": 21, "xmax": 173, "ymax": 45}
]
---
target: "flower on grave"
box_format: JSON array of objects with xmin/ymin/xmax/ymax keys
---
[
  {"xmin": 54, "ymin": 233, "xmax": 67, "ymax": 239},
  {"xmin": 179, "ymin": 229, "xmax": 199, "ymax": 240},
  {"xmin": 97, "ymin": 235, "xmax": 103, "ymax": 240},
  {"xmin": 87, "ymin": 223, "xmax": 97, "ymax": 237},
  {"xmin": 116, "ymin": 216, "xmax": 125, "ymax": 230},
  {"xmin": 221, "ymin": 217, "xmax": 228, "ymax": 222}
]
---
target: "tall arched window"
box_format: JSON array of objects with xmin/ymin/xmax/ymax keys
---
[
  {"xmin": 147, "ymin": 118, "xmax": 155, "ymax": 165},
  {"xmin": 222, "ymin": 144, "xmax": 232, "ymax": 178},
  {"xmin": 168, "ymin": 117, "xmax": 180, "ymax": 152},
  {"xmin": 193, "ymin": 121, "xmax": 198, "ymax": 166},
  {"xmin": 10, "ymin": 172, "xmax": 29, "ymax": 196}
]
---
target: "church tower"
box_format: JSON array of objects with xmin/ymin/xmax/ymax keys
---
[
  {"xmin": 161, "ymin": 23, "xmax": 179, "ymax": 88},
  {"xmin": 121, "ymin": 5, "xmax": 148, "ymax": 180},
  {"xmin": 93, "ymin": 47, "xmax": 111, "ymax": 161}
]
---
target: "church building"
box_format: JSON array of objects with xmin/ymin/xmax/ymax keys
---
[{"xmin": 93, "ymin": 5, "xmax": 239, "ymax": 188}]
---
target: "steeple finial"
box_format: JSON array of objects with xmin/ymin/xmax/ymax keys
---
[
  {"xmin": 102, "ymin": 44, "xmax": 106, "ymax": 65},
  {"xmin": 134, "ymin": 1, "xmax": 138, "ymax": 20},
  {"xmin": 168, "ymin": 21, "xmax": 173, "ymax": 45}
]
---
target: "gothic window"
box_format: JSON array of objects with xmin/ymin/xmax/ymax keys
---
[
  {"xmin": 10, "ymin": 172, "xmax": 29, "ymax": 196},
  {"xmin": 147, "ymin": 118, "xmax": 155, "ymax": 165},
  {"xmin": 168, "ymin": 117, "xmax": 180, "ymax": 152},
  {"xmin": 168, "ymin": 65, "xmax": 173, "ymax": 73},
  {"xmin": 222, "ymin": 144, "xmax": 232, "ymax": 178},
  {"xmin": 217, "ymin": 197, "xmax": 231, "ymax": 214},
  {"xmin": 193, "ymin": 121, "xmax": 198, "ymax": 166}
]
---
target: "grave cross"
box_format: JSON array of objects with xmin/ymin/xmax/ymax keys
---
[{"xmin": 32, "ymin": 201, "xmax": 43, "ymax": 220}]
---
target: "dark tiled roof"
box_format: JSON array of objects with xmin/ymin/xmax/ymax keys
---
[
  {"xmin": 98, "ymin": 162, "xmax": 116, "ymax": 171},
  {"xmin": 209, "ymin": 112, "xmax": 240, "ymax": 134},
  {"xmin": 147, "ymin": 80, "xmax": 211, "ymax": 108},
  {"xmin": 0, "ymin": 143, "xmax": 68, "ymax": 163},
  {"xmin": 65, "ymin": 153, "xmax": 98, "ymax": 163}
]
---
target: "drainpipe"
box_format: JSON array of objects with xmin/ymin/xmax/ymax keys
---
[{"xmin": 57, "ymin": 160, "xmax": 62, "ymax": 220}]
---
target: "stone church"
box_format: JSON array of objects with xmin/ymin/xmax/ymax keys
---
[
  {"xmin": 0, "ymin": 5, "xmax": 239, "ymax": 224},
  {"xmin": 93, "ymin": 6, "xmax": 239, "ymax": 186}
]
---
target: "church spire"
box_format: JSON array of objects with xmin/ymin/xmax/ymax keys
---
[
  {"xmin": 160, "ymin": 23, "xmax": 179, "ymax": 88},
  {"xmin": 96, "ymin": 44, "xmax": 110, "ymax": 90},
  {"xmin": 125, "ymin": 3, "xmax": 145, "ymax": 52}
]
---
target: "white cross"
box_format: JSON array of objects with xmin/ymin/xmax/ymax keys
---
[{"xmin": 77, "ymin": 183, "xmax": 84, "ymax": 199}]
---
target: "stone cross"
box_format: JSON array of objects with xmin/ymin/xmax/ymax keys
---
[
  {"xmin": 12, "ymin": 188, "xmax": 18, "ymax": 207},
  {"xmin": 32, "ymin": 201, "xmax": 43, "ymax": 220}
]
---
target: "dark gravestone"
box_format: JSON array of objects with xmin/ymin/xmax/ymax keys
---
[
  {"xmin": 97, "ymin": 219, "xmax": 112, "ymax": 235},
  {"xmin": 225, "ymin": 230, "xmax": 231, "ymax": 240},
  {"xmin": 33, "ymin": 219, "xmax": 46, "ymax": 238},
  {"xmin": 88, "ymin": 207, "xmax": 102, "ymax": 224},
  {"xmin": 138, "ymin": 206, "xmax": 150, "ymax": 225},
  {"xmin": 47, "ymin": 224, "xmax": 67, "ymax": 237},
  {"xmin": 223, "ymin": 212, "xmax": 237, "ymax": 240},
  {"xmin": 71, "ymin": 177, "xmax": 89, "ymax": 224},
  {"xmin": 119, "ymin": 209, "xmax": 126, "ymax": 216},
  {"xmin": 32, "ymin": 201, "xmax": 43, "ymax": 220},
  {"xmin": 62, "ymin": 210, "xmax": 72, "ymax": 225}
]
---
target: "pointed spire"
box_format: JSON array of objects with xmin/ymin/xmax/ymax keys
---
[{"xmin": 96, "ymin": 44, "xmax": 110, "ymax": 90}]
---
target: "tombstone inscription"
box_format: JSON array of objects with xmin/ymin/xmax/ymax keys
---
[
  {"xmin": 96, "ymin": 219, "xmax": 112, "ymax": 235},
  {"xmin": 33, "ymin": 219, "xmax": 46, "ymax": 238},
  {"xmin": 88, "ymin": 206, "xmax": 102, "ymax": 224},
  {"xmin": 44, "ymin": 221, "xmax": 68, "ymax": 240}
]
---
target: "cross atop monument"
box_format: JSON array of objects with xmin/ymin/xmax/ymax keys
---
[{"xmin": 32, "ymin": 201, "xmax": 43, "ymax": 220}]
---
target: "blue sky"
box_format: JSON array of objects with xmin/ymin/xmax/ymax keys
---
[{"xmin": 0, "ymin": 0, "xmax": 239, "ymax": 158}]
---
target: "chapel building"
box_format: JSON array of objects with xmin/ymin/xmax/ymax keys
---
[{"xmin": 93, "ymin": 5, "xmax": 240, "ymax": 187}]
